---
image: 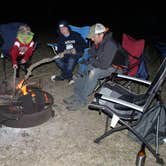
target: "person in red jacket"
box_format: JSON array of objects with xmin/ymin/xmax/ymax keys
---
[{"xmin": 10, "ymin": 24, "xmax": 35, "ymax": 77}]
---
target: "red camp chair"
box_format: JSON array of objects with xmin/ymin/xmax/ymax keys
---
[
  {"xmin": 122, "ymin": 33, "xmax": 145, "ymax": 77},
  {"xmin": 97, "ymin": 33, "xmax": 148, "ymax": 93}
]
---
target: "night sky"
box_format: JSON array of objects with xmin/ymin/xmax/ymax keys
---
[{"xmin": 0, "ymin": 3, "xmax": 166, "ymax": 41}]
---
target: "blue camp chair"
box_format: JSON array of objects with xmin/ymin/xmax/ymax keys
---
[
  {"xmin": 0, "ymin": 22, "xmax": 37, "ymax": 81},
  {"xmin": 0, "ymin": 22, "xmax": 25, "ymax": 57},
  {"xmin": 47, "ymin": 25, "xmax": 91, "ymax": 76},
  {"xmin": 0, "ymin": 22, "xmax": 25, "ymax": 83}
]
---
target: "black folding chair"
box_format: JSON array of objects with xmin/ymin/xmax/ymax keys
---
[{"xmin": 88, "ymin": 58, "xmax": 166, "ymax": 165}]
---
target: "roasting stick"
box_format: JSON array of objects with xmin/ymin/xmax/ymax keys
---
[
  {"xmin": 13, "ymin": 67, "xmax": 17, "ymax": 97},
  {"xmin": 24, "ymin": 49, "xmax": 74, "ymax": 81}
]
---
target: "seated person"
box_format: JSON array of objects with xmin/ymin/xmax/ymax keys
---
[
  {"xmin": 10, "ymin": 24, "xmax": 35, "ymax": 77},
  {"xmin": 63, "ymin": 23, "xmax": 123, "ymax": 111},
  {"xmin": 51, "ymin": 20, "xmax": 88, "ymax": 82}
]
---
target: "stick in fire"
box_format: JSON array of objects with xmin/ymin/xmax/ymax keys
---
[{"xmin": 24, "ymin": 49, "xmax": 75, "ymax": 81}]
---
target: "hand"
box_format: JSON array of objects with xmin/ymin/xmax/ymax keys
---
[
  {"xmin": 13, "ymin": 64, "xmax": 18, "ymax": 69},
  {"xmin": 21, "ymin": 59, "xmax": 26, "ymax": 64},
  {"xmin": 58, "ymin": 52, "xmax": 64, "ymax": 58},
  {"xmin": 70, "ymin": 48, "xmax": 76, "ymax": 54}
]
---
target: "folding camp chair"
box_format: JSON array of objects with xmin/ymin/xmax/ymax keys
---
[
  {"xmin": 96, "ymin": 33, "xmax": 149, "ymax": 93},
  {"xmin": 0, "ymin": 22, "xmax": 24, "ymax": 89},
  {"xmin": 0, "ymin": 22, "xmax": 37, "ymax": 81},
  {"xmin": 88, "ymin": 58, "xmax": 166, "ymax": 165}
]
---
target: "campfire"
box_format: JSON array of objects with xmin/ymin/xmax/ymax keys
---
[
  {"xmin": 0, "ymin": 49, "xmax": 66, "ymax": 128},
  {"xmin": 0, "ymin": 79, "xmax": 54, "ymax": 128}
]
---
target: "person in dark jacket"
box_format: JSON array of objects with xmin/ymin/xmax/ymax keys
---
[
  {"xmin": 51, "ymin": 21, "xmax": 87, "ymax": 82},
  {"xmin": 63, "ymin": 23, "xmax": 122, "ymax": 111}
]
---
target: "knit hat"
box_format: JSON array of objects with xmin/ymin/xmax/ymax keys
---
[
  {"xmin": 87, "ymin": 23, "xmax": 106, "ymax": 39},
  {"xmin": 58, "ymin": 20, "xmax": 69, "ymax": 28}
]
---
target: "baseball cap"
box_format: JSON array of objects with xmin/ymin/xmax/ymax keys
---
[{"xmin": 87, "ymin": 23, "xmax": 106, "ymax": 39}]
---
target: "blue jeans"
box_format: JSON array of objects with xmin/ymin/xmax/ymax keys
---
[
  {"xmin": 74, "ymin": 65, "xmax": 119, "ymax": 104},
  {"xmin": 54, "ymin": 53, "xmax": 82, "ymax": 80}
]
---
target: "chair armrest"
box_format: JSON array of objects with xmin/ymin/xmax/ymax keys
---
[
  {"xmin": 99, "ymin": 94, "xmax": 144, "ymax": 112},
  {"xmin": 47, "ymin": 43, "xmax": 58, "ymax": 55},
  {"xmin": 116, "ymin": 74, "xmax": 151, "ymax": 86}
]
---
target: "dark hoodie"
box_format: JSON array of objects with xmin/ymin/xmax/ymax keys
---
[
  {"xmin": 88, "ymin": 32, "xmax": 118, "ymax": 69},
  {"xmin": 56, "ymin": 27, "xmax": 87, "ymax": 55}
]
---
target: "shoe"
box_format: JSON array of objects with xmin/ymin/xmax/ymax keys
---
[
  {"xmin": 51, "ymin": 75, "xmax": 64, "ymax": 81},
  {"xmin": 68, "ymin": 79, "xmax": 75, "ymax": 85},
  {"xmin": 66, "ymin": 100, "xmax": 86, "ymax": 111}
]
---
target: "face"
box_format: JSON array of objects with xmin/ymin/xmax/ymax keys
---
[
  {"xmin": 59, "ymin": 26, "xmax": 70, "ymax": 36},
  {"xmin": 91, "ymin": 33, "xmax": 104, "ymax": 45}
]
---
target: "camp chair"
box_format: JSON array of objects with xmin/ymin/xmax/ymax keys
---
[
  {"xmin": 95, "ymin": 33, "xmax": 149, "ymax": 94},
  {"xmin": 0, "ymin": 22, "xmax": 24, "ymax": 88},
  {"xmin": 0, "ymin": 22, "xmax": 37, "ymax": 82},
  {"xmin": 88, "ymin": 58, "xmax": 166, "ymax": 165},
  {"xmin": 97, "ymin": 33, "xmax": 149, "ymax": 94}
]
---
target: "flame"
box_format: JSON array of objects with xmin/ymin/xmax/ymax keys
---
[
  {"xmin": 16, "ymin": 79, "xmax": 28, "ymax": 95},
  {"xmin": 44, "ymin": 93, "xmax": 49, "ymax": 103},
  {"xmin": 31, "ymin": 92, "xmax": 36, "ymax": 97}
]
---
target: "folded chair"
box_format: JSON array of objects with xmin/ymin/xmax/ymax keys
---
[{"xmin": 88, "ymin": 58, "xmax": 166, "ymax": 165}]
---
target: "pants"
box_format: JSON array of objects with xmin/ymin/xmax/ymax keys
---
[
  {"xmin": 16, "ymin": 56, "xmax": 32, "ymax": 77},
  {"xmin": 74, "ymin": 65, "xmax": 118, "ymax": 104},
  {"xmin": 54, "ymin": 53, "xmax": 82, "ymax": 80}
]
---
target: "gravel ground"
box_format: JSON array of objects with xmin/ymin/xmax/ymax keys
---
[{"xmin": 0, "ymin": 33, "xmax": 165, "ymax": 166}]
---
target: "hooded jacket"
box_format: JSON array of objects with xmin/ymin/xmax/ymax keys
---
[
  {"xmin": 88, "ymin": 32, "xmax": 118, "ymax": 69},
  {"xmin": 56, "ymin": 30, "xmax": 87, "ymax": 55},
  {"xmin": 10, "ymin": 37, "xmax": 34, "ymax": 65}
]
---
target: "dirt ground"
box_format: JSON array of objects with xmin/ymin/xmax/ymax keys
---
[{"xmin": 0, "ymin": 32, "xmax": 166, "ymax": 166}]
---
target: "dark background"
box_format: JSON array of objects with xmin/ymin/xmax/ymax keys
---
[{"xmin": 0, "ymin": 3, "xmax": 166, "ymax": 41}]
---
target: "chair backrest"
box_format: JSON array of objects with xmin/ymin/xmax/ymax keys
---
[
  {"xmin": 69, "ymin": 25, "xmax": 90, "ymax": 43},
  {"xmin": 122, "ymin": 33, "xmax": 145, "ymax": 77},
  {"xmin": 144, "ymin": 58, "xmax": 166, "ymax": 111},
  {"xmin": 0, "ymin": 22, "xmax": 25, "ymax": 57}
]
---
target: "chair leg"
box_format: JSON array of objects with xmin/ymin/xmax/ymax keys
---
[
  {"xmin": 120, "ymin": 117, "xmax": 164, "ymax": 165},
  {"xmin": 1, "ymin": 57, "xmax": 8, "ymax": 90},
  {"xmin": 94, "ymin": 125, "xmax": 128, "ymax": 143}
]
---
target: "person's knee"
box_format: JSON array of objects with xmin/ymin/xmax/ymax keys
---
[{"xmin": 89, "ymin": 69, "xmax": 97, "ymax": 79}]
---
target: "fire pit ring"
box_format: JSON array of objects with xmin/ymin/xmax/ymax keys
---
[{"xmin": 0, "ymin": 87, "xmax": 54, "ymax": 128}]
